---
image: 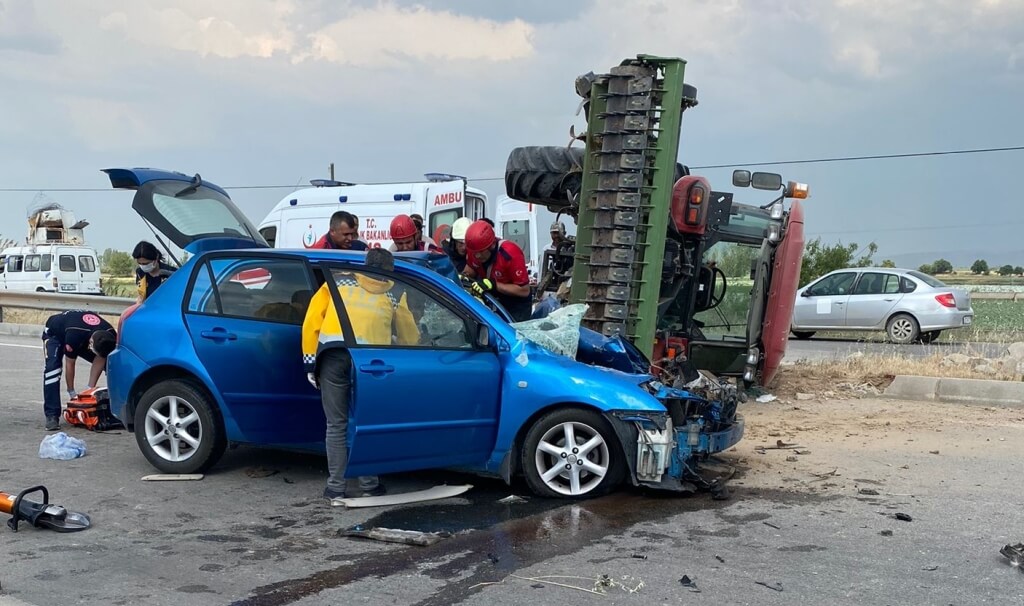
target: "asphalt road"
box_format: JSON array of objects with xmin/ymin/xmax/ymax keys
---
[
  {"xmin": 786, "ymin": 336, "xmax": 1008, "ymax": 362},
  {"xmin": 1, "ymin": 333, "xmax": 1022, "ymax": 606}
]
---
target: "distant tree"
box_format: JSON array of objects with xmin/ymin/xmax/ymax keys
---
[
  {"xmin": 707, "ymin": 245, "xmax": 759, "ymax": 278},
  {"xmin": 998, "ymin": 264, "xmax": 1016, "ymax": 276},
  {"xmin": 880, "ymin": 259, "xmax": 896, "ymax": 268},
  {"xmin": 1015, "ymin": 266, "xmax": 1024, "ymax": 276},
  {"xmin": 970, "ymin": 259, "xmax": 989, "ymax": 275},
  {"xmin": 932, "ymin": 259, "xmax": 953, "ymax": 274},
  {"xmin": 799, "ymin": 238, "xmax": 878, "ymax": 286},
  {"xmin": 103, "ymin": 250, "xmax": 135, "ymax": 277},
  {"xmin": 0, "ymin": 234, "xmax": 16, "ymax": 250},
  {"xmin": 918, "ymin": 263, "xmax": 934, "ymax": 274}
]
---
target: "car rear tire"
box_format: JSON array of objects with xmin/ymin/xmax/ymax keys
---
[
  {"xmin": 505, "ymin": 146, "xmax": 585, "ymax": 209},
  {"xmin": 886, "ymin": 314, "xmax": 920, "ymax": 345},
  {"xmin": 792, "ymin": 331, "xmax": 816, "ymax": 340},
  {"xmin": 134, "ymin": 379, "xmax": 226, "ymax": 474},
  {"xmin": 521, "ymin": 408, "xmax": 624, "ymax": 499},
  {"xmin": 918, "ymin": 330, "xmax": 941, "ymax": 344}
]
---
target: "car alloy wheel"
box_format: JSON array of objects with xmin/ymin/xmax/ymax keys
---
[
  {"xmin": 522, "ymin": 409, "xmax": 624, "ymax": 498},
  {"xmin": 134, "ymin": 379, "xmax": 226, "ymax": 474},
  {"xmin": 144, "ymin": 395, "xmax": 202, "ymax": 463},
  {"xmin": 886, "ymin": 314, "xmax": 919, "ymax": 345}
]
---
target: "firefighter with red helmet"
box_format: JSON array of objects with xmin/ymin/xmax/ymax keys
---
[
  {"xmin": 463, "ymin": 220, "xmax": 533, "ymax": 321},
  {"xmin": 389, "ymin": 214, "xmax": 442, "ymax": 253}
]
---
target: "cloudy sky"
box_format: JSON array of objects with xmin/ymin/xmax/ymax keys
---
[{"xmin": 2, "ymin": 0, "xmax": 1023, "ymax": 265}]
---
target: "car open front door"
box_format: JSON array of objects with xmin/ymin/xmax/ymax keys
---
[
  {"xmin": 183, "ymin": 255, "xmax": 324, "ymax": 447},
  {"xmin": 330, "ymin": 266, "xmax": 502, "ymax": 477}
]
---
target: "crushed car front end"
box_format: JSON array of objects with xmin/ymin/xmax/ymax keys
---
[{"xmin": 606, "ymin": 372, "xmax": 743, "ymax": 492}]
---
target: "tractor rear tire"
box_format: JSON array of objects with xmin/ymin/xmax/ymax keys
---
[{"xmin": 504, "ymin": 146, "xmax": 585, "ymax": 209}]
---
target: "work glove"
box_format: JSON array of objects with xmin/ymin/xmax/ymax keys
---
[
  {"xmin": 307, "ymin": 372, "xmax": 319, "ymax": 390},
  {"xmin": 471, "ymin": 279, "xmax": 495, "ymax": 296},
  {"xmin": 67, "ymin": 389, "xmax": 77, "ymax": 400}
]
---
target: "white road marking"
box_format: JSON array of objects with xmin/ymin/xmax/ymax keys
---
[{"xmin": 0, "ymin": 342, "xmax": 40, "ymax": 349}]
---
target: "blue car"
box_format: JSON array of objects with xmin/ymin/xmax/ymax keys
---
[{"xmin": 105, "ymin": 168, "xmax": 744, "ymax": 499}]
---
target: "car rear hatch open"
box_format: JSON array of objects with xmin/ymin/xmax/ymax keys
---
[{"xmin": 103, "ymin": 168, "xmax": 268, "ymax": 256}]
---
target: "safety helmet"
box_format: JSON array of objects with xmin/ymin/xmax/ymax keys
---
[
  {"xmin": 390, "ymin": 215, "xmax": 417, "ymax": 241},
  {"xmin": 450, "ymin": 217, "xmax": 473, "ymax": 240},
  {"xmin": 465, "ymin": 220, "xmax": 497, "ymax": 254},
  {"xmin": 550, "ymin": 221, "xmax": 566, "ymax": 237}
]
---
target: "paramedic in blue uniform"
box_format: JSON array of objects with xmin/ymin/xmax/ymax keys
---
[{"xmin": 41, "ymin": 310, "xmax": 116, "ymax": 430}]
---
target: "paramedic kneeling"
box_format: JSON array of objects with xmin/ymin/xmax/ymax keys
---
[
  {"xmin": 41, "ymin": 310, "xmax": 116, "ymax": 431},
  {"xmin": 463, "ymin": 220, "xmax": 533, "ymax": 322}
]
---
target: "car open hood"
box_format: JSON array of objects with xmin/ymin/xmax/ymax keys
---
[{"xmin": 103, "ymin": 168, "xmax": 268, "ymax": 252}]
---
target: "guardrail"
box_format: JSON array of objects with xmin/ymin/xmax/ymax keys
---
[{"xmin": 0, "ymin": 291, "xmax": 134, "ymax": 322}]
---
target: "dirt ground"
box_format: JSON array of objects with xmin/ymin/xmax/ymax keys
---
[{"xmin": 734, "ymin": 393, "xmax": 1024, "ymax": 497}]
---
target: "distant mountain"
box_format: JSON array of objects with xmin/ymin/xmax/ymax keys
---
[{"xmin": 884, "ymin": 249, "xmax": 1024, "ymax": 270}]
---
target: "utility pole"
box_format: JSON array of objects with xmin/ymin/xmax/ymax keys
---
[{"xmin": 329, "ymin": 163, "xmax": 335, "ymax": 181}]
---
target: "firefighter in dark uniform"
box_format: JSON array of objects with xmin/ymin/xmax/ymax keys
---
[{"xmin": 41, "ymin": 310, "xmax": 116, "ymax": 430}]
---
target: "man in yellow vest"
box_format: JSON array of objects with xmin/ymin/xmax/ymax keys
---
[{"xmin": 301, "ymin": 248, "xmax": 419, "ymax": 505}]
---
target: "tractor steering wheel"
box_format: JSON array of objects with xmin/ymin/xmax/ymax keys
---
[{"xmin": 707, "ymin": 267, "xmax": 727, "ymax": 309}]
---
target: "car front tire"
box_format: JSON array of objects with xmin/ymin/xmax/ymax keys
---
[
  {"xmin": 134, "ymin": 379, "xmax": 226, "ymax": 474},
  {"xmin": 522, "ymin": 409, "xmax": 624, "ymax": 499},
  {"xmin": 792, "ymin": 331, "xmax": 816, "ymax": 340},
  {"xmin": 886, "ymin": 314, "xmax": 920, "ymax": 345}
]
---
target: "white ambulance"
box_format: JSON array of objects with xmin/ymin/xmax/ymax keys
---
[
  {"xmin": 0, "ymin": 243, "xmax": 103, "ymax": 294},
  {"xmin": 257, "ymin": 174, "xmax": 487, "ymax": 250}
]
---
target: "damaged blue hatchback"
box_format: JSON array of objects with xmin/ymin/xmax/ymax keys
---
[{"xmin": 105, "ymin": 168, "xmax": 743, "ymax": 499}]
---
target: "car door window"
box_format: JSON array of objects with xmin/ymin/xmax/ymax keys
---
[
  {"xmin": 809, "ymin": 272, "xmax": 856, "ymax": 296},
  {"xmin": 187, "ymin": 257, "xmax": 314, "ymax": 324},
  {"xmin": 24, "ymin": 255, "xmax": 40, "ymax": 272},
  {"xmin": 853, "ymin": 272, "xmax": 886, "ymax": 295},
  {"xmin": 330, "ymin": 267, "xmax": 472, "ymax": 349},
  {"xmin": 58, "ymin": 255, "xmax": 76, "ymax": 271},
  {"xmin": 900, "ymin": 277, "xmax": 917, "ymax": 293},
  {"xmin": 8, "ymin": 256, "xmax": 23, "ymax": 272},
  {"xmin": 79, "ymin": 256, "xmax": 96, "ymax": 272}
]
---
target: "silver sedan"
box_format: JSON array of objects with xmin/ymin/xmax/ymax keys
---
[{"xmin": 791, "ymin": 268, "xmax": 974, "ymax": 344}]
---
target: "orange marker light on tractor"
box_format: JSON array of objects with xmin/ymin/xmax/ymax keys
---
[{"xmin": 786, "ymin": 181, "xmax": 810, "ymax": 199}]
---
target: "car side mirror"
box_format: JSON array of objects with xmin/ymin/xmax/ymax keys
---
[
  {"xmin": 800, "ymin": 290, "xmax": 812, "ymax": 297},
  {"xmin": 475, "ymin": 323, "xmax": 491, "ymax": 348}
]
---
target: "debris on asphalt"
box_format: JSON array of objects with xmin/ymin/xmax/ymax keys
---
[
  {"xmin": 929, "ymin": 450, "xmax": 940, "ymax": 455},
  {"xmin": 38, "ymin": 432, "xmax": 86, "ymax": 460},
  {"xmin": 880, "ymin": 530, "xmax": 893, "ymax": 537},
  {"xmin": 487, "ymin": 552, "xmax": 500, "ymax": 564},
  {"xmin": 786, "ymin": 455, "xmax": 799, "ymax": 462},
  {"xmin": 631, "ymin": 553, "xmax": 648, "ymax": 560},
  {"xmin": 858, "ymin": 488, "xmax": 880, "ymax": 496},
  {"xmin": 922, "ymin": 566, "xmax": 939, "ymax": 571},
  {"xmin": 794, "ymin": 449, "xmax": 811, "ymax": 455},
  {"xmin": 763, "ymin": 521, "xmax": 781, "ymax": 530},
  {"xmin": 282, "ymin": 477, "xmax": 294, "ymax": 484},
  {"xmin": 810, "ymin": 468, "xmax": 839, "ymax": 480},
  {"xmin": 1000, "ymin": 543, "xmax": 1024, "ymax": 569},
  {"xmin": 499, "ymin": 574, "xmax": 641, "ymax": 597},
  {"xmin": 894, "ymin": 513, "xmax": 913, "ymax": 522},
  {"xmin": 755, "ymin": 581, "xmax": 784, "ymax": 592},
  {"xmin": 141, "ymin": 474, "xmax": 204, "ymax": 481},
  {"xmin": 755, "ymin": 394, "xmax": 778, "ymax": 403},
  {"xmin": 340, "ymin": 526, "xmax": 452, "ymax": 547},
  {"xmin": 715, "ymin": 555, "xmax": 725, "ymax": 563},
  {"xmin": 497, "ymin": 495, "xmax": 528, "ymax": 504},
  {"xmin": 796, "ymin": 392, "xmax": 815, "ymax": 401},
  {"xmin": 245, "ymin": 466, "xmax": 280, "ymax": 478},
  {"xmin": 678, "ymin": 575, "xmax": 700, "ymax": 592}
]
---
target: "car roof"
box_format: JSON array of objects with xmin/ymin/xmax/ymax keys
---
[{"xmin": 194, "ymin": 247, "xmax": 453, "ymax": 282}]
